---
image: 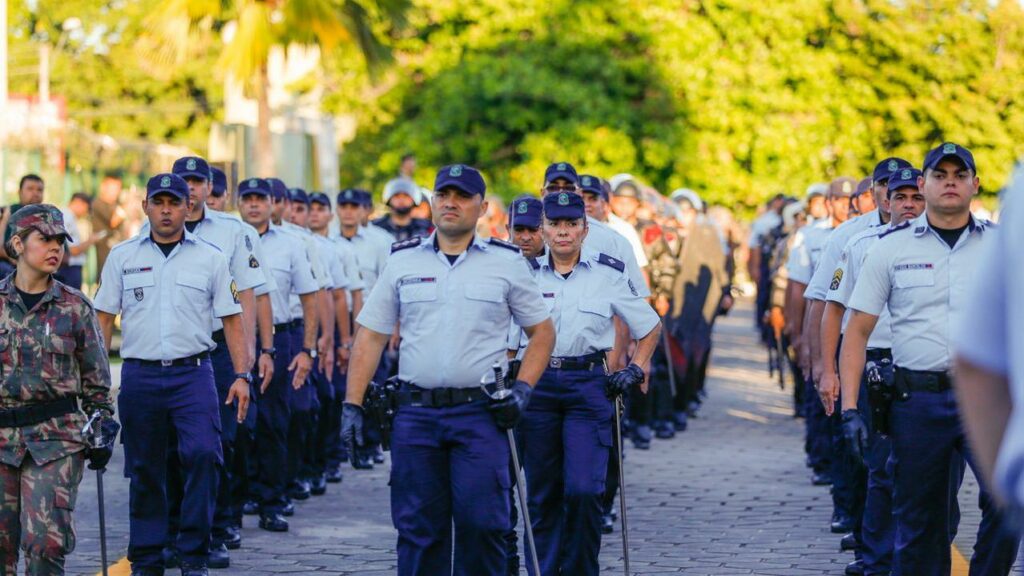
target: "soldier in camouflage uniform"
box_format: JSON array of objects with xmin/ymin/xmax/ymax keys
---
[{"xmin": 0, "ymin": 204, "xmax": 115, "ymax": 575}]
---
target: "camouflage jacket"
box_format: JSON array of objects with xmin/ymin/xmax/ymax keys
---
[
  {"xmin": 639, "ymin": 220, "xmax": 678, "ymax": 300},
  {"xmin": 0, "ymin": 274, "xmax": 113, "ymax": 466}
]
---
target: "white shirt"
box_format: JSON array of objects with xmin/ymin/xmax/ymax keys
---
[
  {"xmin": 748, "ymin": 211, "xmax": 782, "ymax": 248},
  {"xmin": 826, "ymin": 225, "xmax": 894, "ymax": 349},
  {"xmin": 804, "ymin": 211, "xmax": 885, "ymax": 300},
  {"xmin": 606, "ymin": 214, "xmax": 650, "ymax": 269},
  {"xmin": 955, "ymin": 167, "xmax": 1023, "ymax": 505},
  {"xmin": 849, "ymin": 212, "xmax": 991, "ymax": 371},
  {"xmin": 60, "ymin": 208, "xmax": 87, "ymax": 266},
  {"xmin": 786, "ymin": 219, "xmax": 833, "ymax": 285}
]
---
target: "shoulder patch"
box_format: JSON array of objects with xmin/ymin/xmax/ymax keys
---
[
  {"xmin": 527, "ymin": 257, "xmax": 540, "ymax": 271},
  {"xmin": 597, "ymin": 253, "xmax": 625, "ymax": 273},
  {"xmin": 878, "ymin": 221, "xmax": 912, "ymax": 239},
  {"xmin": 487, "ymin": 237, "xmax": 521, "ymax": 252},
  {"xmin": 391, "ymin": 237, "xmax": 422, "ymax": 254}
]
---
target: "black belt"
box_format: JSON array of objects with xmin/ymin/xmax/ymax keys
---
[
  {"xmin": 866, "ymin": 348, "xmax": 892, "ymax": 362},
  {"xmin": 895, "ymin": 367, "xmax": 952, "ymax": 393},
  {"xmin": 0, "ymin": 397, "xmax": 78, "ymax": 428},
  {"xmin": 125, "ymin": 352, "xmax": 210, "ymax": 368},
  {"xmin": 274, "ymin": 319, "xmax": 303, "ymax": 333},
  {"xmin": 397, "ymin": 385, "xmax": 487, "ymax": 408},
  {"xmin": 548, "ymin": 352, "xmax": 606, "ymax": 371},
  {"xmin": 212, "ymin": 329, "xmax": 226, "ymax": 344}
]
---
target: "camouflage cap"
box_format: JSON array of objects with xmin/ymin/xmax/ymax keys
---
[{"xmin": 5, "ymin": 204, "xmax": 71, "ymax": 245}]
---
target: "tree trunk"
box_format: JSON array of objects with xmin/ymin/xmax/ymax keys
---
[{"xmin": 255, "ymin": 63, "xmax": 274, "ymax": 177}]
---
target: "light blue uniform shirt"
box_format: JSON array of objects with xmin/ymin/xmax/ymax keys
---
[
  {"xmin": 805, "ymin": 211, "xmax": 885, "ymax": 300},
  {"xmin": 512, "ymin": 249, "xmax": 660, "ymax": 358},
  {"xmin": 327, "ymin": 235, "xmax": 364, "ymax": 292},
  {"xmin": 955, "ymin": 169, "xmax": 1022, "ymax": 504},
  {"xmin": 94, "ymin": 231, "xmax": 241, "ymax": 361},
  {"xmin": 848, "ymin": 212, "xmax": 991, "ymax": 371},
  {"xmin": 358, "ymin": 234, "xmax": 550, "ymax": 389},
  {"xmin": 337, "ymin": 225, "xmax": 392, "ymax": 293},
  {"xmin": 786, "ymin": 218, "xmax": 834, "ymax": 285},
  {"xmin": 586, "ymin": 217, "xmax": 651, "ymax": 298},
  {"xmin": 826, "ymin": 225, "xmax": 894, "ymax": 349},
  {"xmin": 285, "ymin": 224, "xmax": 333, "ymax": 321},
  {"xmin": 258, "ymin": 224, "xmax": 320, "ymax": 325}
]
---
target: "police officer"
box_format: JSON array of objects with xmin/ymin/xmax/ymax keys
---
[
  {"xmin": 207, "ymin": 167, "xmax": 228, "ymax": 212},
  {"xmin": 236, "ymin": 178, "xmax": 319, "ymax": 533},
  {"xmin": 342, "ymin": 164, "xmax": 556, "ymax": 575},
  {"xmin": 308, "ymin": 192, "xmax": 363, "ymax": 481},
  {"xmin": 506, "ymin": 196, "xmax": 545, "ymax": 259},
  {"xmin": 95, "ymin": 174, "xmax": 252, "ymax": 576},
  {"xmin": 824, "ymin": 167, "xmax": 924, "ymax": 576},
  {"xmin": 373, "ymin": 178, "xmax": 433, "ymax": 242},
  {"xmin": 514, "ymin": 191, "xmax": 661, "ymax": 575},
  {"xmin": 335, "ymin": 188, "xmax": 395, "ymax": 468},
  {"xmin": 839, "ymin": 143, "xmax": 1020, "ymax": 575},
  {"xmin": 0, "ymin": 204, "xmax": 115, "ymax": 576}
]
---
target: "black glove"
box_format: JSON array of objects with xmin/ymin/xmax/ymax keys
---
[
  {"xmin": 487, "ymin": 380, "xmax": 532, "ymax": 430},
  {"xmin": 606, "ymin": 363, "xmax": 645, "ymax": 399},
  {"xmin": 87, "ymin": 418, "xmax": 120, "ymax": 471},
  {"xmin": 341, "ymin": 402, "xmax": 365, "ymax": 468},
  {"xmin": 841, "ymin": 409, "xmax": 869, "ymax": 468}
]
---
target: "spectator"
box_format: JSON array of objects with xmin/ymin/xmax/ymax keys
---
[
  {"xmin": 399, "ymin": 153, "xmax": 416, "ymax": 180},
  {"xmin": 0, "ymin": 174, "xmax": 47, "ymax": 276},
  {"xmin": 91, "ymin": 173, "xmax": 127, "ymax": 277},
  {"xmin": 56, "ymin": 192, "xmax": 106, "ymax": 290}
]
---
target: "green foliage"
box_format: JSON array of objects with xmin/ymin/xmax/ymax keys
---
[{"xmin": 332, "ymin": 0, "xmax": 1024, "ymax": 210}]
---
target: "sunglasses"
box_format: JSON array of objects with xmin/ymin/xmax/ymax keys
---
[{"xmin": 544, "ymin": 184, "xmax": 578, "ymax": 194}]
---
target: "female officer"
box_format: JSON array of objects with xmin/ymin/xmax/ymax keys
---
[
  {"xmin": 0, "ymin": 204, "xmax": 115, "ymax": 575},
  {"xmin": 513, "ymin": 192, "xmax": 661, "ymax": 575}
]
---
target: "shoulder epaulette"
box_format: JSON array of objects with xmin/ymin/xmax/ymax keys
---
[
  {"xmin": 390, "ymin": 237, "xmax": 422, "ymax": 254},
  {"xmin": 526, "ymin": 257, "xmax": 540, "ymax": 270},
  {"xmin": 488, "ymin": 237, "xmax": 521, "ymax": 252},
  {"xmin": 197, "ymin": 237, "xmax": 225, "ymax": 253},
  {"xmin": 596, "ymin": 253, "xmax": 625, "ymax": 272},
  {"xmin": 878, "ymin": 221, "xmax": 912, "ymax": 239}
]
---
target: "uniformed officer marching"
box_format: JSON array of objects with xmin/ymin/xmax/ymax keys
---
[
  {"xmin": 95, "ymin": 174, "xmax": 253, "ymax": 576},
  {"xmin": 839, "ymin": 143, "xmax": 1020, "ymax": 575},
  {"xmin": 206, "ymin": 167, "xmax": 228, "ymax": 212},
  {"xmin": 237, "ymin": 178, "xmax": 319, "ymax": 533},
  {"xmin": 342, "ymin": 164, "xmax": 556, "ymax": 576},
  {"xmin": 0, "ymin": 205, "xmax": 115, "ymax": 576},
  {"xmin": 513, "ymin": 192, "xmax": 661, "ymax": 576}
]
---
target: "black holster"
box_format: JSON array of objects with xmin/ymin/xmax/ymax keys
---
[
  {"xmin": 364, "ymin": 377, "xmax": 401, "ymax": 451},
  {"xmin": 507, "ymin": 359, "xmax": 522, "ymax": 384},
  {"xmin": 865, "ymin": 357, "xmax": 895, "ymax": 436}
]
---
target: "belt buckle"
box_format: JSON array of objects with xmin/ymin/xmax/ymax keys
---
[
  {"xmin": 550, "ymin": 358, "xmax": 562, "ymax": 369},
  {"xmin": 436, "ymin": 388, "xmax": 452, "ymax": 406},
  {"xmin": 161, "ymin": 359, "xmax": 172, "ymax": 367}
]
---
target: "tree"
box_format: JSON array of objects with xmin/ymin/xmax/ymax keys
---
[{"xmin": 140, "ymin": 0, "xmax": 408, "ymax": 176}]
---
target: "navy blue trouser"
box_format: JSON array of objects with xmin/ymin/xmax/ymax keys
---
[
  {"xmin": 310, "ymin": 361, "xmax": 335, "ymax": 476},
  {"xmin": 390, "ymin": 400, "xmax": 511, "ymax": 576},
  {"xmin": 253, "ymin": 331, "xmax": 293, "ymax": 514},
  {"xmin": 287, "ymin": 324, "xmax": 314, "ymax": 487},
  {"xmin": 890, "ymin": 385, "xmax": 1019, "ymax": 576},
  {"xmin": 804, "ymin": 372, "xmax": 831, "ymax": 474},
  {"xmin": 520, "ymin": 365, "xmax": 613, "ymax": 576},
  {"xmin": 119, "ymin": 359, "xmax": 222, "ymax": 568},
  {"xmin": 831, "ymin": 386, "xmax": 867, "ymax": 525},
  {"xmin": 324, "ymin": 365, "xmax": 348, "ymax": 469},
  {"xmin": 210, "ymin": 343, "xmax": 240, "ymax": 539}
]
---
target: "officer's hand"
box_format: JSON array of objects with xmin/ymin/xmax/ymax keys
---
[
  {"xmin": 841, "ymin": 409, "xmax": 869, "ymax": 468},
  {"xmin": 86, "ymin": 418, "xmax": 120, "ymax": 471},
  {"xmin": 606, "ymin": 363, "xmax": 645, "ymax": 399},
  {"xmin": 290, "ymin": 351, "xmax": 313, "ymax": 390},
  {"xmin": 487, "ymin": 380, "xmax": 532, "ymax": 430},
  {"xmin": 341, "ymin": 402, "xmax": 365, "ymax": 468},
  {"xmin": 258, "ymin": 353, "xmax": 274, "ymax": 393},
  {"xmin": 654, "ymin": 295, "xmax": 670, "ymax": 316},
  {"xmin": 818, "ymin": 371, "xmax": 840, "ymax": 416},
  {"xmin": 336, "ymin": 345, "xmax": 351, "ymax": 374},
  {"xmin": 317, "ymin": 335, "xmax": 334, "ymax": 375},
  {"xmin": 388, "ymin": 332, "xmax": 401, "ymax": 353},
  {"xmin": 227, "ymin": 378, "xmax": 251, "ymax": 423}
]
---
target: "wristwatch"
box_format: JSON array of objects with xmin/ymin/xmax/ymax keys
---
[
  {"xmin": 234, "ymin": 372, "xmax": 254, "ymax": 384},
  {"xmin": 301, "ymin": 347, "xmax": 318, "ymax": 359},
  {"xmin": 260, "ymin": 347, "xmax": 277, "ymax": 359}
]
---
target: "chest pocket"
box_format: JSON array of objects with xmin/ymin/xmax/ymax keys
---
[
  {"xmin": 578, "ymin": 298, "xmax": 612, "ymax": 318},
  {"xmin": 894, "ymin": 268, "xmax": 935, "ymax": 289},
  {"xmin": 122, "ymin": 272, "xmax": 155, "ymax": 309},
  {"xmin": 42, "ymin": 335, "xmax": 78, "ymax": 393},
  {"xmin": 174, "ymin": 272, "xmax": 210, "ymax": 313},
  {"xmin": 464, "ymin": 283, "xmax": 506, "ymax": 321}
]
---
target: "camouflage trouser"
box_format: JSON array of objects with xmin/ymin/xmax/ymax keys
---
[{"xmin": 0, "ymin": 452, "xmax": 84, "ymax": 575}]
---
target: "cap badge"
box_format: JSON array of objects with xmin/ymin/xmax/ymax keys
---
[
  {"xmin": 186, "ymin": 158, "xmax": 197, "ymax": 170},
  {"xmin": 557, "ymin": 163, "xmax": 566, "ymax": 171},
  {"xmin": 160, "ymin": 176, "xmax": 171, "ymax": 188},
  {"xmin": 344, "ymin": 190, "xmax": 353, "ymax": 199},
  {"xmin": 900, "ymin": 169, "xmax": 912, "ymax": 180},
  {"xmin": 517, "ymin": 202, "xmax": 528, "ymax": 214},
  {"xmin": 843, "ymin": 181, "xmax": 852, "ymax": 193},
  {"xmin": 581, "ymin": 176, "xmax": 591, "ymax": 186},
  {"xmin": 943, "ymin": 143, "xmax": 957, "ymax": 154},
  {"xmin": 887, "ymin": 160, "xmax": 898, "ymax": 171},
  {"xmin": 248, "ymin": 179, "xmax": 258, "ymax": 189},
  {"xmin": 558, "ymin": 193, "xmax": 570, "ymax": 206},
  {"xmin": 449, "ymin": 165, "xmax": 463, "ymax": 177}
]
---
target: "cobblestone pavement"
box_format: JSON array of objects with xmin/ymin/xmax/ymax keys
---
[{"xmin": 61, "ymin": 299, "xmax": 1017, "ymax": 575}]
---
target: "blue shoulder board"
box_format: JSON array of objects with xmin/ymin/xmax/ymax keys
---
[
  {"xmin": 391, "ymin": 237, "xmax": 422, "ymax": 254},
  {"xmin": 527, "ymin": 257, "xmax": 540, "ymax": 270},
  {"xmin": 879, "ymin": 221, "xmax": 911, "ymax": 239},
  {"xmin": 488, "ymin": 237, "xmax": 521, "ymax": 252},
  {"xmin": 597, "ymin": 253, "xmax": 625, "ymax": 272}
]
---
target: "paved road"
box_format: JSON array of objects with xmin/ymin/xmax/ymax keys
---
[{"xmin": 61, "ymin": 299, "xmax": 1016, "ymax": 575}]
